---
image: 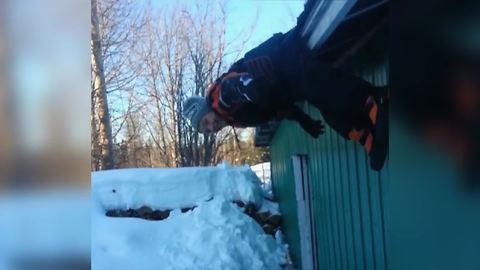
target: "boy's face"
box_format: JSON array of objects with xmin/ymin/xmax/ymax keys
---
[{"xmin": 198, "ymin": 111, "xmax": 227, "ymax": 134}]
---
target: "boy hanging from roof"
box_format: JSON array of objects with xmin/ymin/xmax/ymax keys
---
[{"xmin": 183, "ymin": 1, "xmax": 389, "ymax": 170}]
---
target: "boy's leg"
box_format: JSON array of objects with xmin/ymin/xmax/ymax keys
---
[
  {"xmin": 292, "ymin": 59, "xmax": 389, "ymax": 170},
  {"xmin": 319, "ymin": 91, "xmax": 389, "ymax": 171},
  {"xmin": 320, "ymin": 107, "xmax": 375, "ymax": 155},
  {"xmin": 366, "ymin": 86, "xmax": 389, "ymax": 170}
]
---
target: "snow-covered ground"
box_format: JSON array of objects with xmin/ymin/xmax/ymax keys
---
[
  {"xmin": 92, "ymin": 162, "xmax": 289, "ymax": 270},
  {"xmin": 251, "ymin": 162, "xmax": 272, "ymax": 199},
  {"xmin": 251, "ymin": 162, "xmax": 271, "ymax": 185}
]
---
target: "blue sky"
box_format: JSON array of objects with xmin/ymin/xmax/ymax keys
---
[
  {"xmin": 153, "ymin": 0, "xmax": 305, "ymax": 62},
  {"xmin": 226, "ymin": 0, "xmax": 305, "ymax": 51}
]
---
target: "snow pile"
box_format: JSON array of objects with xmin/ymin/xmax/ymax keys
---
[
  {"xmin": 92, "ymin": 163, "xmax": 288, "ymax": 270},
  {"xmin": 258, "ymin": 198, "xmax": 280, "ymax": 214},
  {"xmin": 93, "ymin": 196, "xmax": 286, "ymax": 270},
  {"xmin": 251, "ymin": 162, "xmax": 272, "ymax": 199},
  {"xmin": 251, "ymin": 162, "xmax": 270, "ymax": 185},
  {"xmin": 92, "ymin": 163, "xmax": 264, "ymax": 211}
]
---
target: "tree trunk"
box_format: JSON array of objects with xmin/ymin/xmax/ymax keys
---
[
  {"xmin": 203, "ymin": 135, "xmax": 211, "ymax": 166},
  {"xmin": 91, "ymin": 0, "xmax": 114, "ymax": 170},
  {"xmin": 91, "ymin": 91, "xmax": 100, "ymax": 171}
]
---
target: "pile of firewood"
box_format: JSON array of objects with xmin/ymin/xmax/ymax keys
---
[
  {"xmin": 233, "ymin": 200, "xmax": 282, "ymax": 236},
  {"xmin": 105, "ymin": 199, "xmax": 282, "ymax": 236}
]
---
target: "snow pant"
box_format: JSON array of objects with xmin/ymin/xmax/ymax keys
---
[
  {"xmin": 277, "ymin": 28, "xmax": 378, "ymax": 153},
  {"xmin": 291, "ymin": 58, "xmax": 378, "ymax": 152}
]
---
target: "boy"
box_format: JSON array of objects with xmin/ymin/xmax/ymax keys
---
[{"xmin": 183, "ymin": 2, "xmax": 388, "ymax": 170}]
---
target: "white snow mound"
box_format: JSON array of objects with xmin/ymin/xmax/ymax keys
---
[
  {"xmin": 92, "ymin": 163, "xmax": 264, "ymax": 210},
  {"xmin": 92, "ymin": 163, "xmax": 287, "ymax": 270},
  {"xmin": 92, "ymin": 196, "xmax": 286, "ymax": 270}
]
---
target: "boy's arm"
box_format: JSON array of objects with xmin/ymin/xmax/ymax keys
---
[
  {"xmin": 228, "ymin": 59, "xmax": 246, "ymax": 73},
  {"xmin": 278, "ymin": 105, "xmax": 325, "ymax": 138}
]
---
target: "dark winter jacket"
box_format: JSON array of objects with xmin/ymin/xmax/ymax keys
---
[
  {"xmin": 206, "ymin": 44, "xmax": 320, "ymax": 134},
  {"xmin": 206, "ymin": 1, "xmax": 324, "ymax": 136}
]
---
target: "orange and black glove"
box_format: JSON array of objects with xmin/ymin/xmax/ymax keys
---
[
  {"xmin": 300, "ymin": 119, "xmax": 325, "ymax": 138},
  {"xmin": 279, "ymin": 105, "xmax": 325, "ymax": 138}
]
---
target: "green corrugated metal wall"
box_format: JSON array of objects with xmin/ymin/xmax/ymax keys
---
[{"xmin": 270, "ymin": 58, "xmax": 388, "ymax": 270}]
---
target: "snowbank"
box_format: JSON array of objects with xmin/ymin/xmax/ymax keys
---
[
  {"xmin": 251, "ymin": 162, "xmax": 273, "ymax": 199},
  {"xmin": 92, "ymin": 163, "xmax": 288, "ymax": 270},
  {"xmin": 251, "ymin": 162, "xmax": 270, "ymax": 185},
  {"xmin": 93, "ymin": 196, "xmax": 286, "ymax": 270},
  {"xmin": 92, "ymin": 163, "xmax": 264, "ymax": 211}
]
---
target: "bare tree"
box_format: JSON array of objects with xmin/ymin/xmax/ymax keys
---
[
  {"xmin": 137, "ymin": 5, "xmax": 189, "ymax": 167},
  {"xmin": 91, "ymin": 0, "xmax": 114, "ymax": 170},
  {"xmin": 92, "ymin": 0, "xmax": 260, "ymax": 169},
  {"xmin": 92, "ymin": 0, "xmax": 147, "ymax": 170}
]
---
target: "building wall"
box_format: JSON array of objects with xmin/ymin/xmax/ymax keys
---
[{"xmin": 270, "ymin": 57, "xmax": 388, "ymax": 269}]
